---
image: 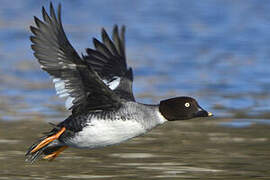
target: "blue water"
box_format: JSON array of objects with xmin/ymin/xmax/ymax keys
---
[
  {"xmin": 219, "ymin": 119, "xmax": 270, "ymax": 128},
  {"xmin": 0, "ymin": 0, "xmax": 270, "ymax": 122}
]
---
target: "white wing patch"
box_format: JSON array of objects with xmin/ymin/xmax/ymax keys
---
[
  {"xmin": 53, "ymin": 76, "xmax": 120, "ymax": 110},
  {"xmin": 53, "ymin": 78, "xmax": 74, "ymax": 109},
  {"xmin": 103, "ymin": 77, "xmax": 120, "ymax": 90},
  {"xmin": 65, "ymin": 96, "xmax": 75, "ymax": 110}
]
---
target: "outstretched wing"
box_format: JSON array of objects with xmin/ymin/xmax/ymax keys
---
[
  {"xmin": 30, "ymin": 3, "xmax": 121, "ymax": 112},
  {"xmin": 83, "ymin": 26, "xmax": 135, "ymax": 101}
]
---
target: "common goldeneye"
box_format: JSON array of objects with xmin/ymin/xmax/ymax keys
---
[{"xmin": 25, "ymin": 3, "xmax": 213, "ymax": 163}]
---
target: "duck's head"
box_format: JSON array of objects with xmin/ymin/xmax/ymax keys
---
[{"xmin": 159, "ymin": 97, "xmax": 212, "ymax": 121}]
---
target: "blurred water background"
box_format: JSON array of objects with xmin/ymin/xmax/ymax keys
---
[{"xmin": 0, "ymin": 0, "xmax": 270, "ymax": 179}]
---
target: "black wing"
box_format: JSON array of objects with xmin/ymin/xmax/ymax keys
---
[
  {"xmin": 30, "ymin": 3, "xmax": 121, "ymax": 113},
  {"xmin": 83, "ymin": 26, "xmax": 135, "ymax": 101}
]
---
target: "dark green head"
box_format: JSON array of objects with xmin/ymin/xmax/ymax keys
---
[{"xmin": 159, "ymin": 97, "xmax": 212, "ymax": 121}]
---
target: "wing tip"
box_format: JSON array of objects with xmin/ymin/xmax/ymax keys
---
[
  {"xmin": 29, "ymin": 26, "xmax": 37, "ymax": 35},
  {"xmin": 49, "ymin": 2, "xmax": 54, "ymax": 12},
  {"xmin": 48, "ymin": 2, "xmax": 61, "ymax": 21},
  {"xmin": 41, "ymin": 6, "xmax": 46, "ymax": 15},
  {"xmin": 33, "ymin": 16, "xmax": 42, "ymax": 27},
  {"xmin": 101, "ymin": 28, "xmax": 109, "ymax": 40},
  {"xmin": 92, "ymin": 38, "xmax": 99, "ymax": 47},
  {"xmin": 113, "ymin": 25, "xmax": 119, "ymax": 36}
]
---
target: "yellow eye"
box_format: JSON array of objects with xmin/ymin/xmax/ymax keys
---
[{"xmin": 185, "ymin": 102, "xmax": 190, "ymax": 108}]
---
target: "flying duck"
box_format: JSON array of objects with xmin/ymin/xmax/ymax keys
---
[{"xmin": 25, "ymin": 3, "xmax": 213, "ymax": 163}]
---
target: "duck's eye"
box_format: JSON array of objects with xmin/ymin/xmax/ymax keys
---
[{"xmin": 185, "ymin": 102, "xmax": 190, "ymax": 108}]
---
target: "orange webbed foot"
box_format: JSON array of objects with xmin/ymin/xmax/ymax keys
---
[
  {"xmin": 43, "ymin": 146, "xmax": 68, "ymax": 161},
  {"xmin": 30, "ymin": 127, "xmax": 66, "ymax": 154}
]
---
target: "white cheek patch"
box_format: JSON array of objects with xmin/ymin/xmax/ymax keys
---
[
  {"xmin": 53, "ymin": 78, "xmax": 74, "ymax": 110},
  {"xmin": 103, "ymin": 77, "xmax": 120, "ymax": 90}
]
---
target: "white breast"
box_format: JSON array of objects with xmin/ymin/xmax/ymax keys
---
[{"xmin": 66, "ymin": 118, "xmax": 146, "ymax": 149}]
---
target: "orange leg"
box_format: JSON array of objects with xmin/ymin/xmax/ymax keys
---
[
  {"xmin": 30, "ymin": 127, "xmax": 66, "ymax": 154},
  {"xmin": 43, "ymin": 146, "xmax": 68, "ymax": 161}
]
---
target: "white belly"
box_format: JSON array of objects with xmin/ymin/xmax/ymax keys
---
[{"xmin": 66, "ymin": 119, "xmax": 147, "ymax": 149}]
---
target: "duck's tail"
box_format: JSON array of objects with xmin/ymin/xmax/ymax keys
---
[{"xmin": 25, "ymin": 126, "xmax": 68, "ymax": 163}]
